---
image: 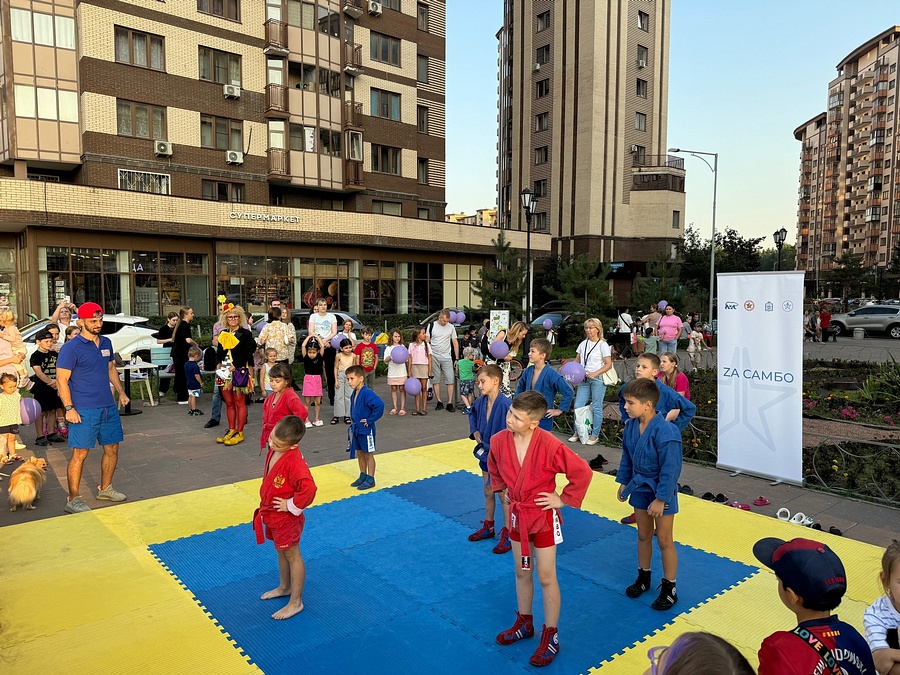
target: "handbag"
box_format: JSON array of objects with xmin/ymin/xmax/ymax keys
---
[
  {"xmin": 231, "ymin": 366, "xmax": 250, "ymax": 388},
  {"xmin": 601, "ymin": 365, "xmax": 620, "ymax": 386}
]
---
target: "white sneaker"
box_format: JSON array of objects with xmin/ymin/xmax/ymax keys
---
[
  {"xmin": 15, "ymin": 440, "xmax": 26, "ymax": 451},
  {"xmin": 313, "ymin": 420, "xmax": 324, "ymax": 427},
  {"xmin": 568, "ymin": 434, "xmax": 579, "ymax": 443},
  {"xmin": 305, "ymin": 421, "xmax": 313, "ymax": 428}
]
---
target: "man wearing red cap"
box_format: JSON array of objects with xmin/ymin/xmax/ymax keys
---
[{"xmin": 56, "ymin": 302, "xmax": 130, "ymax": 514}]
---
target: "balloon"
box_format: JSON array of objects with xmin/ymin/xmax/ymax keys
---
[
  {"xmin": 658, "ymin": 300, "xmax": 668, "ymax": 310},
  {"xmin": 560, "ymin": 361, "xmax": 586, "ymax": 386},
  {"xmin": 20, "ymin": 398, "xmax": 42, "ymax": 426},
  {"xmin": 390, "ymin": 345, "xmax": 409, "ymax": 364},
  {"xmin": 404, "ymin": 378, "xmax": 422, "ymax": 396},
  {"xmin": 542, "ymin": 319, "xmax": 553, "ymax": 330},
  {"xmin": 328, "ymin": 282, "xmax": 339, "ymax": 296},
  {"xmin": 448, "ymin": 311, "xmax": 459, "ymax": 324},
  {"xmin": 457, "ymin": 312, "xmax": 466, "ymax": 323},
  {"xmin": 489, "ymin": 341, "xmax": 509, "ymax": 359},
  {"xmin": 330, "ymin": 336, "xmax": 343, "ymax": 350}
]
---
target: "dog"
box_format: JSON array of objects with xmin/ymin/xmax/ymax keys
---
[{"xmin": 8, "ymin": 457, "xmax": 48, "ymax": 511}]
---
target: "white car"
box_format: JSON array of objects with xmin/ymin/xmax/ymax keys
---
[{"xmin": 20, "ymin": 315, "xmax": 160, "ymax": 375}]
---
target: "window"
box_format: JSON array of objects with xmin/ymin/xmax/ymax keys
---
[
  {"xmin": 537, "ymin": 79, "xmax": 550, "ymax": 98},
  {"xmin": 269, "ymin": 120, "xmax": 285, "ymax": 149},
  {"xmin": 197, "ymin": 0, "xmax": 239, "ymax": 21},
  {"xmin": 533, "ymin": 213, "xmax": 548, "ymax": 231},
  {"xmin": 635, "ymin": 112, "xmax": 647, "ymax": 131},
  {"xmin": 418, "ymin": 207, "xmax": 430, "ymax": 220},
  {"xmin": 371, "ymin": 145, "xmax": 401, "ymax": 175},
  {"xmin": 116, "ymin": 100, "xmax": 166, "ymax": 139},
  {"xmin": 892, "ymin": 79, "xmax": 897, "ymax": 90},
  {"xmin": 534, "ymin": 179, "xmax": 548, "ymax": 198},
  {"xmin": 200, "ymin": 116, "xmax": 243, "ymax": 151},
  {"xmin": 672, "ymin": 211, "xmax": 681, "ymax": 229},
  {"xmin": 637, "ymin": 78, "xmax": 648, "ymax": 98},
  {"xmin": 318, "ymin": 9, "xmax": 340, "ymax": 37},
  {"xmin": 892, "ymin": 63, "xmax": 898, "ymax": 73},
  {"xmin": 118, "ymin": 169, "xmax": 171, "ymax": 195},
  {"xmin": 371, "ymin": 32, "xmax": 400, "ymax": 67},
  {"xmin": 535, "ymin": 146, "xmax": 548, "ymax": 164},
  {"xmin": 289, "ymin": 124, "xmax": 316, "ymax": 151},
  {"xmin": 382, "ymin": 0, "xmax": 400, "ymax": 9},
  {"xmin": 637, "ymin": 45, "xmax": 648, "ymax": 66},
  {"xmin": 417, "ymin": 55, "xmax": 429, "ymax": 83},
  {"xmin": 536, "ymin": 11, "xmax": 551, "ymax": 32},
  {"xmin": 347, "ymin": 131, "xmax": 363, "ymax": 161},
  {"xmin": 322, "ymin": 199, "xmax": 344, "ymax": 211},
  {"xmin": 373, "ymin": 200, "xmax": 402, "ymax": 216},
  {"xmin": 536, "ymin": 112, "xmax": 549, "ymax": 132},
  {"xmin": 10, "ymin": 11, "xmax": 74, "ymax": 49},
  {"xmin": 115, "ymin": 27, "xmax": 165, "ymax": 71},
  {"xmin": 417, "ymin": 3, "xmax": 429, "ymax": 31},
  {"xmin": 536, "ymin": 45, "xmax": 551, "ymax": 65},
  {"xmin": 319, "ymin": 129, "xmax": 341, "ymax": 157},
  {"xmin": 199, "ymin": 47, "xmax": 241, "ymax": 86},
  {"xmin": 286, "ymin": 0, "xmax": 315, "ymax": 29},
  {"xmin": 637, "ymin": 11, "xmax": 649, "ymax": 31},
  {"xmin": 202, "ymin": 180, "xmax": 244, "ymax": 202},
  {"xmin": 371, "ymin": 89, "xmax": 401, "ymax": 121},
  {"xmin": 633, "ymin": 145, "xmax": 646, "ymax": 164},
  {"xmin": 418, "ymin": 158, "xmax": 428, "ymax": 184},
  {"xmin": 417, "ymin": 106, "xmax": 429, "ymax": 133},
  {"xmin": 15, "ymin": 86, "xmax": 78, "ymax": 122}
]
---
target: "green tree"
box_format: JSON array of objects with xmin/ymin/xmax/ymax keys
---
[
  {"xmin": 471, "ymin": 230, "xmax": 526, "ymax": 311},
  {"xmin": 532, "ymin": 255, "xmax": 564, "ymax": 308},
  {"xmin": 759, "ymin": 244, "xmax": 797, "ymax": 272},
  {"xmin": 823, "ymin": 253, "xmax": 868, "ymax": 300},
  {"xmin": 543, "ymin": 254, "xmax": 615, "ymax": 318},
  {"xmin": 631, "ymin": 249, "xmax": 705, "ymax": 314},
  {"xmin": 677, "ymin": 226, "xmax": 764, "ymax": 301}
]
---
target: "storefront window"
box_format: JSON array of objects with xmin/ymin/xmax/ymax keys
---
[
  {"xmin": 132, "ymin": 250, "xmax": 158, "ymax": 274},
  {"xmin": 71, "ymin": 248, "xmax": 102, "ymax": 273},
  {"xmin": 159, "ymin": 252, "xmax": 185, "ymax": 274},
  {"xmin": 134, "ymin": 274, "xmax": 159, "ymax": 317}
]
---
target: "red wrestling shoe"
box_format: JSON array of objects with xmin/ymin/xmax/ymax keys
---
[
  {"xmin": 492, "ymin": 527, "xmax": 512, "ymax": 554},
  {"xmin": 468, "ymin": 520, "xmax": 495, "ymax": 541},
  {"xmin": 496, "ymin": 611, "xmax": 534, "ymax": 645},
  {"xmin": 529, "ymin": 625, "xmax": 560, "ymax": 667}
]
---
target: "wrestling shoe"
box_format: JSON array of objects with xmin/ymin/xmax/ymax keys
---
[
  {"xmin": 651, "ymin": 579, "xmax": 677, "ymax": 611},
  {"xmin": 493, "ymin": 527, "xmax": 512, "ymax": 554},
  {"xmin": 216, "ymin": 429, "xmax": 236, "ymax": 444},
  {"xmin": 620, "ymin": 513, "xmax": 637, "ymax": 525},
  {"xmin": 529, "ymin": 626, "xmax": 560, "ymax": 667},
  {"xmin": 224, "ymin": 431, "xmax": 245, "ymax": 446},
  {"xmin": 468, "ymin": 520, "xmax": 495, "ymax": 541},
  {"xmin": 357, "ymin": 477, "xmax": 375, "ymax": 490},
  {"xmin": 496, "ymin": 611, "xmax": 534, "ymax": 645},
  {"xmin": 97, "ymin": 485, "xmax": 127, "ymax": 502},
  {"xmin": 350, "ymin": 472, "xmax": 366, "ymax": 487},
  {"xmin": 626, "ymin": 569, "xmax": 652, "ymax": 598},
  {"xmin": 434, "ymin": 401, "xmax": 444, "ymax": 411}
]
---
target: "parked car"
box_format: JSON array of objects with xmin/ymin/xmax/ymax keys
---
[
  {"xmin": 530, "ymin": 312, "xmax": 568, "ymax": 328},
  {"xmin": 829, "ymin": 305, "xmax": 900, "ymax": 339},
  {"xmin": 21, "ymin": 315, "xmax": 160, "ymax": 375},
  {"xmin": 252, "ymin": 309, "xmax": 364, "ymax": 343}
]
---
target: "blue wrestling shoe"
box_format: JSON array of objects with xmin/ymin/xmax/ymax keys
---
[
  {"xmin": 350, "ymin": 472, "xmax": 366, "ymax": 487},
  {"xmin": 358, "ymin": 477, "xmax": 375, "ymax": 490}
]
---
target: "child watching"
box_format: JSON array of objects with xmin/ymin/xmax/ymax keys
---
[
  {"xmin": 864, "ymin": 540, "xmax": 900, "ymax": 675},
  {"xmin": 0, "ymin": 310, "xmax": 28, "ymax": 387},
  {"xmin": 0, "ymin": 373, "xmax": 23, "ymax": 464},
  {"xmin": 29, "ymin": 329, "xmax": 65, "ymax": 444},
  {"xmin": 333, "ymin": 339, "xmax": 357, "ymax": 425},
  {"xmin": 260, "ymin": 348, "xmax": 279, "ymax": 399},
  {"xmin": 353, "ymin": 326, "xmax": 379, "ymax": 390},
  {"xmin": 616, "ymin": 378, "xmax": 683, "ymax": 610},
  {"xmin": 254, "ymin": 415, "xmax": 317, "ymax": 620},
  {"xmin": 488, "ymin": 390, "xmax": 593, "ymax": 667},
  {"xmin": 457, "ymin": 347, "xmax": 477, "ymax": 414},
  {"xmin": 65, "ymin": 325, "xmax": 81, "ymax": 341},
  {"xmin": 647, "ymin": 632, "xmax": 755, "ymax": 675},
  {"xmin": 467, "ymin": 363, "xmax": 512, "ymax": 553},
  {"xmin": 185, "ymin": 347, "xmax": 204, "ymax": 416},
  {"xmin": 754, "ymin": 536, "xmax": 876, "ymax": 675},
  {"xmin": 384, "ymin": 329, "xmax": 408, "ymax": 416},
  {"xmin": 46, "ymin": 324, "xmax": 61, "ymax": 352},
  {"xmin": 300, "ymin": 337, "xmax": 324, "ymax": 427},
  {"xmin": 261, "ymin": 364, "xmax": 309, "ymax": 452},
  {"xmin": 515, "ymin": 338, "xmax": 573, "ymax": 431},
  {"xmin": 657, "ymin": 352, "xmax": 690, "ymax": 400},
  {"xmin": 408, "ymin": 327, "xmax": 432, "ymax": 415},
  {"xmin": 687, "ymin": 326, "xmax": 704, "ymax": 372},
  {"xmin": 346, "ymin": 365, "xmax": 384, "ymax": 490},
  {"xmin": 619, "ymin": 353, "xmax": 695, "ymax": 431}
]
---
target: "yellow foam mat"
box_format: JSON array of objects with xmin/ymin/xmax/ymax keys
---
[{"xmin": 0, "ymin": 441, "xmax": 885, "ymax": 674}]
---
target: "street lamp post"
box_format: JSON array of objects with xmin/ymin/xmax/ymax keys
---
[
  {"xmin": 773, "ymin": 226, "xmax": 788, "ymax": 271},
  {"xmin": 669, "ymin": 148, "xmax": 718, "ymax": 330},
  {"xmin": 520, "ymin": 188, "xmax": 537, "ymax": 336}
]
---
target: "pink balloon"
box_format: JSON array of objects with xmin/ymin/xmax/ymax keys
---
[
  {"xmin": 390, "ymin": 345, "xmax": 409, "ymax": 364},
  {"xmin": 20, "ymin": 398, "xmax": 42, "ymax": 426},
  {"xmin": 489, "ymin": 340, "xmax": 509, "ymax": 359},
  {"xmin": 404, "ymin": 378, "xmax": 422, "ymax": 396}
]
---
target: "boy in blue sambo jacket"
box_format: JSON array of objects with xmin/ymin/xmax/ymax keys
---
[
  {"xmin": 347, "ymin": 365, "xmax": 385, "ymax": 490},
  {"xmin": 515, "ymin": 338, "xmax": 574, "ymax": 431}
]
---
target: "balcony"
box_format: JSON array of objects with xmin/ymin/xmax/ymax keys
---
[
  {"xmin": 265, "ymin": 84, "xmax": 290, "ymax": 118},
  {"xmin": 343, "ymin": 42, "xmax": 363, "ymax": 76},
  {"xmin": 853, "ymin": 69, "xmax": 874, "ymax": 84},
  {"xmin": 345, "ymin": 161, "xmax": 364, "ymax": 188},
  {"xmin": 342, "ymin": 0, "xmax": 364, "ymax": 19},
  {"xmin": 855, "ymin": 98, "xmax": 873, "ymax": 112},
  {"xmin": 264, "ymin": 20, "xmax": 289, "ymax": 55},
  {"xmin": 343, "ymin": 101, "xmax": 363, "ymax": 128},
  {"xmin": 267, "ymin": 148, "xmax": 290, "ymax": 182}
]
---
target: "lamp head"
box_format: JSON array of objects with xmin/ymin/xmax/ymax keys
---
[
  {"xmin": 668, "ymin": 147, "xmax": 680, "ymax": 152},
  {"xmin": 520, "ymin": 187, "xmax": 535, "ymax": 214},
  {"xmin": 773, "ymin": 227, "xmax": 788, "ymax": 247}
]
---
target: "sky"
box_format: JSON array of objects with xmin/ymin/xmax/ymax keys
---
[{"xmin": 445, "ymin": 1, "xmax": 900, "ymax": 248}]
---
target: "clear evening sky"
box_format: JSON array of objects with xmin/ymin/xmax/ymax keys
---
[{"xmin": 445, "ymin": 1, "xmax": 899, "ymax": 248}]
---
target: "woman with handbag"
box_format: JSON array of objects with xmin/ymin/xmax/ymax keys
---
[
  {"xmin": 569, "ymin": 317, "xmax": 615, "ymax": 446},
  {"xmin": 215, "ymin": 305, "xmax": 257, "ymax": 446}
]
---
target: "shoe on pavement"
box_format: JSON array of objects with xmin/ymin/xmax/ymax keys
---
[
  {"xmin": 15, "ymin": 440, "xmax": 26, "ymax": 451},
  {"xmin": 34, "ymin": 436, "xmax": 48, "ymax": 446},
  {"xmin": 305, "ymin": 421, "xmax": 313, "ymax": 428},
  {"xmin": 493, "ymin": 527, "xmax": 512, "ymax": 554},
  {"xmin": 496, "ymin": 611, "xmax": 535, "ymax": 645},
  {"xmin": 446, "ymin": 404, "xmax": 455, "ymax": 413},
  {"xmin": 64, "ymin": 496, "xmax": 91, "ymax": 514},
  {"xmin": 313, "ymin": 420, "xmax": 324, "ymax": 426},
  {"xmin": 468, "ymin": 520, "xmax": 495, "ymax": 541},
  {"xmin": 434, "ymin": 402, "xmax": 444, "ymax": 411},
  {"xmin": 204, "ymin": 419, "xmax": 220, "ymax": 429},
  {"xmin": 48, "ymin": 433, "xmax": 67, "ymax": 443},
  {"xmin": 97, "ymin": 485, "xmax": 127, "ymax": 502},
  {"xmin": 567, "ymin": 433, "xmax": 579, "ymax": 443},
  {"xmin": 585, "ymin": 436, "xmax": 599, "ymax": 445},
  {"xmin": 223, "ymin": 431, "xmax": 245, "ymax": 446},
  {"xmin": 216, "ymin": 429, "xmax": 237, "ymax": 444}
]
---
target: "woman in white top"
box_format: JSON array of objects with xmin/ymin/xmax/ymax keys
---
[
  {"xmin": 308, "ymin": 298, "xmax": 338, "ymax": 405},
  {"xmin": 570, "ymin": 317, "xmax": 614, "ymax": 446}
]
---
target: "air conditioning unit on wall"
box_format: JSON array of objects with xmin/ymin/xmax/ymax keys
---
[
  {"xmin": 223, "ymin": 84, "xmax": 242, "ymax": 99},
  {"xmin": 368, "ymin": 1, "xmax": 382, "ymax": 16},
  {"xmin": 225, "ymin": 150, "xmax": 244, "ymax": 165},
  {"xmin": 155, "ymin": 141, "xmax": 173, "ymax": 156},
  {"xmin": 637, "ymin": 59, "xmax": 646, "ymax": 69}
]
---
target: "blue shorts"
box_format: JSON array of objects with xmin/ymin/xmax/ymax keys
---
[
  {"xmin": 629, "ymin": 487, "xmax": 678, "ymax": 515},
  {"xmin": 350, "ymin": 433, "xmax": 376, "ymax": 455},
  {"xmin": 68, "ymin": 405, "xmax": 124, "ymax": 449},
  {"xmin": 188, "ymin": 389, "xmax": 202, "ymax": 399}
]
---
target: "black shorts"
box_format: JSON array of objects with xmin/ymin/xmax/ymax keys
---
[{"xmin": 0, "ymin": 424, "xmax": 20, "ymax": 434}]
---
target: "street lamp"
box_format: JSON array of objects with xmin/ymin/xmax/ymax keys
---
[
  {"xmin": 773, "ymin": 226, "xmax": 788, "ymax": 271},
  {"xmin": 520, "ymin": 187, "xmax": 537, "ymax": 337},
  {"xmin": 669, "ymin": 147, "xmax": 718, "ymax": 330}
]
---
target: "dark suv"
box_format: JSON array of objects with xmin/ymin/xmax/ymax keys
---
[{"xmin": 829, "ymin": 305, "xmax": 900, "ymax": 339}]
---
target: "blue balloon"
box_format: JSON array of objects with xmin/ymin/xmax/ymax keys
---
[{"xmin": 457, "ymin": 311, "xmax": 466, "ymax": 323}]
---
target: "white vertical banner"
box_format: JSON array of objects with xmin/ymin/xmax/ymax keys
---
[{"xmin": 716, "ymin": 272, "xmax": 805, "ymax": 484}]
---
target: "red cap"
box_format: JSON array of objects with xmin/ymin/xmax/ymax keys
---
[{"xmin": 76, "ymin": 302, "xmax": 104, "ymax": 319}]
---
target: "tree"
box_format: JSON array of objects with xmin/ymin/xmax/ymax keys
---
[
  {"xmin": 532, "ymin": 255, "xmax": 564, "ymax": 308},
  {"xmin": 471, "ymin": 230, "xmax": 526, "ymax": 311},
  {"xmin": 823, "ymin": 253, "xmax": 868, "ymax": 300},
  {"xmin": 543, "ymin": 254, "xmax": 615, "ymax": 319},
  {"xmin": 631, "ymin": 249, "xmax": 705, "ymax": 315},
  {"xmin": 677, "ymin": 225, "xmax": 764, "ymax": 302},
  {"xmin": 759, "ymin": 244, "xmax": 797, "ymax": 272}
]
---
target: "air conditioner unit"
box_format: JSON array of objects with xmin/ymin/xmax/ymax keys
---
[
  {"xmin": 225, "ymin": 150, "xmax": 244, "ymax": 165},
  {"xmin": 630, "ymin": 145, "xmax": 639, "ymax": 153},
  {"xmin": 368, "ymin": 1, "xmax": 382, "ymax": 15},
  {"xmin": 155, "ymin": 140, "xmax": 173, "ymax": 157},
  {"xmin": 637, "ymin": 59, "xmax": 646, "ymax": 69},
  {"xmin": 533, "ymin": 63, "xmax": 541, "ymax": 72},
  {"xmin": 223, "ymin": 84, "xmax": 242, "ymax": 99}
]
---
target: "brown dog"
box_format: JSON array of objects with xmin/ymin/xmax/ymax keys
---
[{"xmin": 8, "ymin": 457, "xmax": 48, "ymax": 511}]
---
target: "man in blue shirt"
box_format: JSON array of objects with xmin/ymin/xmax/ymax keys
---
[{"xmin": 56, "ymin": 302, "xmax": 130, "ymax": 514}]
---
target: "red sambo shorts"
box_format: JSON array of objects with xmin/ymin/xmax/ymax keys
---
[
  {"xmin": 509, "ymin": 509, "xmax": 564, "ymax": 549},
  {"xmin": 264, "ymin": 514, "xmax": 305, "ymax": 551}
]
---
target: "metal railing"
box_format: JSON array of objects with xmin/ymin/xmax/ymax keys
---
[{"xmin": 631, "ymin": 154, "xmax": 685, "ymax": 170}]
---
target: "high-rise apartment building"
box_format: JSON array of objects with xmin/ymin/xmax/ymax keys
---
[
  {"xmin": 0, "ymin": 0, "xmax": 545, "ymax": 319},
  {"xmin": 795, "ymin": 26, "xmax": 900, "ymax": 296},
  {"xmin": 496, "ymin": 0, "xmax": 685, "ymax": 298}
]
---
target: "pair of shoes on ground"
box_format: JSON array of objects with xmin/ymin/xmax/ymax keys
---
[
  {"xmin": 496, "ymin": 612, "xmax": 560, "ymax": 667},
  {"xmin": 35, "ymin": 435, "xmax": 65, "ymax": 445},
  {"xmin": 215, "ymin": 430, "xmax": 245, "ymax": 446},
  {"xmin": 305, "ymin": 420, "xmax": 325, "ymax": 428},
  {"xmin": 700, "ymin": 492, "xmax": 728, "ymax": 503},
  {"xmin": 64, "ymin": 485, "xmax": 127, "ymax": 514},
  {"xmin": 349, "ymin": 472, "xmax": 376, "ymax": 490},
  {"xmin": 188, "ymin": 409, "xmax": 204, "ymax": 416},
  {"xmin": 588, "ymin": 454, "xmax": 609, "ymax": 471},
  {"xmin": 467, "ymin": 521, "xmax": 512, "ymax": 554},
  {"xmin": 1, "ymin": 453, "xmax": 24, "ymax": 464},
  {"xmin": 626, "ymin": 570, "xmax": 678, "ymax": 611}
]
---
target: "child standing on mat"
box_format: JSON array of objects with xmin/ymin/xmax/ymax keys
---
[
  {"xmin": 300, "ymin": 337, "xmax": 324, "ymax": 427},
  {"xmin": 864, "ymin": 540, "xmax": 900, "ymax": 675},
  {"xmin": 261, "ymin": 364, "xmax": 309, "ymax": 449},
  {"xmin": 347, "ymin": 365, "xmax": 384, "ymax": 490},
  {"xmin": 515, "ymin": 338, "xmax": 573, "ymax": 432},
  {"xmin": 467, "ymin": 363, "xmax": 513, "ymax": 554},
  {"xmin": 254, "ymin": 415, "xmax": 317, "ymax": 620},
  {"xmin": 185, "ymin": 347, "xmax": 204, "ymax": 416},
  {"xmin": 489, "ymin": 390, "xmax": 593, "ymax": 667},
  {"xmin": 616, "ymin": 378, "xmax": 683, "ymax": 611}
]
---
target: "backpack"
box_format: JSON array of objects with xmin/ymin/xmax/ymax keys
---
[{"xmin": 202, "ymin": 346, "xmax": 218, "ymax": 372}]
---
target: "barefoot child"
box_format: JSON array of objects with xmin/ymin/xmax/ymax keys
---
[
  {"xmin": 186, "ymin": 347, "xmax": 204, "ymax": 416},
  {"xmin": 0, "ymin": 373, "xmax": 23, "ymax": 464},
  {"xmin": 347, "ymin": 365, "xmax": 384, "ymax": 490},
  {"xmin": 254, "ymin": 415, "xmax": 317, "ymax": 620},
  {"xmin": 467, "ymin": 363, "xmax": 513, "ymax": 553},
  {"xmin": 515, "ymin": 338, "xmax": 573, "ymax": 431},
  {"xmin": 300, "ymin": 337, "xmax": 324, "ymax": 427},
  {"xmin": 489, "ymin": 390, "xmax": 593, "ymax": 667},
  {"xmin": 864, "ymin": 540, "xmax": 900, "ymax": 675},
  {"xmin": 384, "ymin": 329, "xmax": 408, "ymax": 416},
  {"xmin": 261, "ymin": 364, "xmax": 309, "ymax": 454}
]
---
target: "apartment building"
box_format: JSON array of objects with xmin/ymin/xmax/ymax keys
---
[
  {"xmin": 795, "ymin": 26, "xmax": 900, "ymax": 296},
  {"xmin": 0, "ymin": 0, "xmax": 547, "ymax": 319},
  {"xmin": 446, "ymin": 208, "xmax": 497, "ymax": 227},
  {"xmin": 496, "ymin": 0, "xmax": 685, "ymax": 299}
]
